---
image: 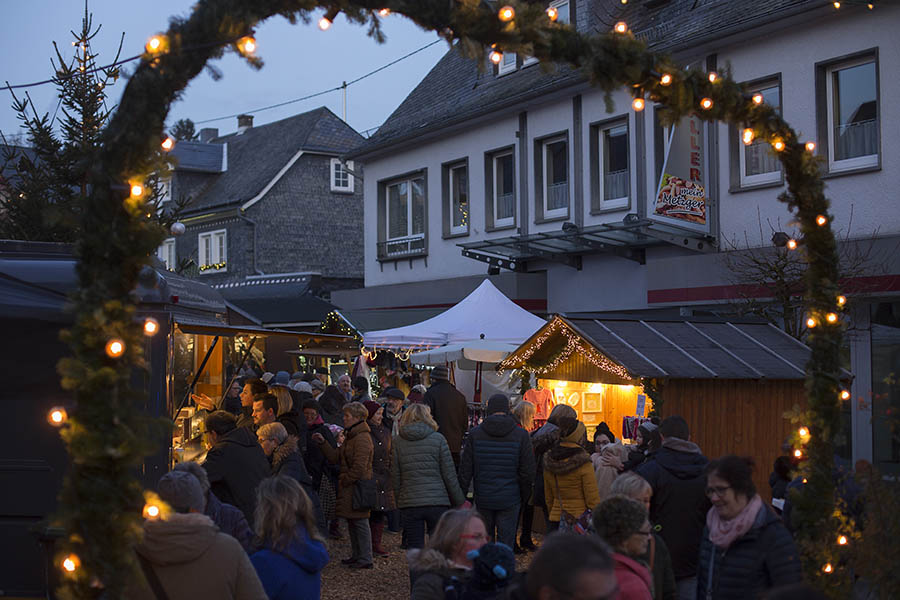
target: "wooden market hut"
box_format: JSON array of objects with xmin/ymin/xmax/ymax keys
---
[{"xmin": 500, "ymin": 314, "xmax": 822, "ymax": 498}]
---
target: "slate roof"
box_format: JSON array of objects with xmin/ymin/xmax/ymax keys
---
[
  {"xmin": 169, "ymin": 141, "xmax": 224, "ymax": 173},
  {"xmin": 351, "ymin": 0, "xmax": 826, "ymax": 159},
  {"xmin": 214, "ymin": 273, "xmax": 337, "ymax": 326},
  {"xmin": 178, "ymin": 107, "xmax": 364, "ymax": 213},
  {"xmin": 337, "ymin": 307, "xmax": 446, "ymax": 334}
]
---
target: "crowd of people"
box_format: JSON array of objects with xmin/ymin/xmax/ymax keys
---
[{"xmin": 134, "ymin": 368, "xmax": 822, "ymax": 600}]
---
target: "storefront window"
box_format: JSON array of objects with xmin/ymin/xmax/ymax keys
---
[{"xmin": 872, "ymin": 302, "xmax": 900, "ymax": 476}]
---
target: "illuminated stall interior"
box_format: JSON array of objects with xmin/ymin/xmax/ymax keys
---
[{"xmin": 536, "ymin": 380, "xmax": 649, "ymax": 440}]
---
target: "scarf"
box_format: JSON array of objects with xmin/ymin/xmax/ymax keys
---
[
  {"xmin": 706, "ymin": 494, "xmax": 764, "ymax": 549},
  {"xmin": 311, "ymin": 415, "xmax": 325, "ymax": 426}
]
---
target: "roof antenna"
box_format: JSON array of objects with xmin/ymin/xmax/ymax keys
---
[{"xmin": 480, "ymin": 333, "xmax": 485, "ymax": 339}]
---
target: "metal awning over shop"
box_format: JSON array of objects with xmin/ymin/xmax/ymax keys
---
[
  {"xmin": 501, "ymin": 315, "xmax": 824, "ymax": 383},
  {"xmin": 459, "ymin": 218, "xmax": 715, "ymax": 271},
  {"xmin": 175, "ymin": 319, "xmax": 359, "ymax": 354}
]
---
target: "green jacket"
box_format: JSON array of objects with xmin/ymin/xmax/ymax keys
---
[{"xmin": 391, "ymin": 422, "xmax": 465, "ymax": 509}]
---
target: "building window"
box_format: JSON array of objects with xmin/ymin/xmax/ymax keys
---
[
  {"xmin": 198, "ymin": 229, "xmax": 227, "ymax": 273},
  {"xmin": 157, "ymin": 238, "xmax": 176, "ymax": 271},
  {"xmin": 591, "ymin": 118, "xmax": 629, "ymax": 211},
  {"xmin": 330, "ymin": 158, "xmax": 354, "ymax": 192},
  {"xmin": 739, "ymin": 81, "xmax": 781, "ymax": 187},
  {"xmin": 378, "ymin": 173, "xmax": 427, "ymax": 260},
  {"xmin": 536, "ymin": 134, "xmax": 569, "ymax": 220},
  {"xmin": 159, "ymin": 177, "xmax": 171, "ymax": 204},
  {"xmin": 498, "ymin": 51, "xmax": 517, "ymax": 75},
  {"xmin": 820, "ymin": 54, "xmax": 879, "ymax": 172},
  {"xmin": 486, "ymin": 149, "xmax": 516, "ymax": 229},
  {"xmin": 550, "ymin": 0, "xmax": 571, "ymax": 25},
  {"xmin": 443, "ymin": 160, "xmax": 469, "ymax": 237}
]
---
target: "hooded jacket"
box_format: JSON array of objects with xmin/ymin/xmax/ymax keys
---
[
  {"xmin": 423, "ymin": 380, "xmax": 469, "ymax": 454},
  {"xmin": 205, "ymin": 491, "xmax": 254, "ymax": 553},
  {"xmin": 542, "ymin": 441, "xmax": 601, "ymax": 523},
  {"xmin": 696, "ymin": 503, "xmax": 801, "ymax": 600},
  {"xmin": 408, "ymin": 548, "xmax": 471, "ymax": 600},
  {"xmin": 204, "ymin": 426, "xmax": 272, "ymax": 523},
  {"xmin": 635, "ymin": 437, "xmax": 710, "ymax": 579},
  {"xmin": 250, "ymin": 525, "xmax": 330, "ymax": 600},
  {"xmin": 392, "ymin": 421, "xmax": 465, "ymax": 509},
  {"xmin": 529, "ymin": 421, "xmax": 560, "ymax": 508},
  {"xmin": 318, "ymin": 419, "xmax": 374, "ymax": 519},
  {"xmin": 271, "ymin": 435, "xmax": 326, "ymax": 536},
  {"xmin": 459, "ymin": 413, "xmax": 535, "ymax": 511},
  {"xmin": 131, "ymin": 513, "xmax": 266, "ymax": 600},
  {"xmin": 612, "ymin": 552, "xmax": 653, "ymax": 600},
  {"xmin": 276, "ymin": 407, "xmax": 307, "ymax": 452}
]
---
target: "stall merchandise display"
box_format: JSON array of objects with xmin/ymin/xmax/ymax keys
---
[{"xmin": 622, "ymin": 416, "xmax": 653, "ymax": 441}]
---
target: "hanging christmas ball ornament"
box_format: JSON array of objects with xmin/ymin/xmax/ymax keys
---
[{"xmin": 170, "ymin": 221, "xmax": 186, "ymax": 236}]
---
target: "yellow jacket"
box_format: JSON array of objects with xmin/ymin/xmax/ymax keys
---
[{"xmin": 543, "ymin": 442, "xmax": 601, "ymax": 523}]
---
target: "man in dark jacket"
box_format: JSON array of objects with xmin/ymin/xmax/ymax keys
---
[
  {"xmin": 458, "ymin": 394, "xmax": 535, "ymax": 548},
  {"xmin": 173, "ymin": 461, "xmax": 254, "ymax": 553},
  {"xmin": 635, "ymin": 415, "xmax": 710, "ymax": 600},
  {"xmin": 424, "ymin": 365, "xmax": 469, "ymax": 468},
  {"xmin": 203, "ymin": 410, "xmax": 272, "ymax": 523}
]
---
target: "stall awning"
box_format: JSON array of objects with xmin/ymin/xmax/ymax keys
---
[
  {"xmin": 174, "ymin": 319, "xmax": 359, "ymax": 354},
  {"xmin": 459, "ymin": 218, "xmax": 715, "ymax": 271},
  {"xmin": 502, "ymin": 315, "xmax": 830, "ymax": 381}
]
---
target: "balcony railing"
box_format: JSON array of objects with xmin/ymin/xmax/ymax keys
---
[
  {"xmin": 377, "ymin": 233, "xmax": 427, "ymax": 260},
  {"xmin": 604, "ymin": 169, "xmax": 629, "ymax": 200},
  {"xmin": 546, "ymin": 181, "xmax": 568, "ymax": 211},
  {"xmin": 835, "ymin": 119, "xmax": 877, "ymax": 161}
]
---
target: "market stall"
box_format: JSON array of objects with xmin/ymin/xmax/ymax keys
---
[{"xmin": 500, "ymin": 315, "xmax": 829, "ymax": 497}]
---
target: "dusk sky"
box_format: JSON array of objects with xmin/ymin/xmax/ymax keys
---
[{"xmin": 0, "ymin": 1, "xmax": 448, "ymax": 140}]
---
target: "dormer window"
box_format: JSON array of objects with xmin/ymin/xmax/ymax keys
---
[{"xmin": 498, "ymin": 51, "xmax": 517, "ymax": 75}]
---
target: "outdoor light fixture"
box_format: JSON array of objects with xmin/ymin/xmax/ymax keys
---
[
  {"xmin": 161, "ymin": 136, "xmax": 174, "ymax": 151},
  {"xmin": 771, "ymin": 231, "xmax": 790, "ymax": 247}
]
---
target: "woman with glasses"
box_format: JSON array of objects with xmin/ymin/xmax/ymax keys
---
[
  {"xmin": 592, "ymin": 495, "xmax": 654, "ymax": 599},
  {"xmin": 407, "ymin": 509, "xmax": 488, "ymax": 600},
  {"xmin": 696, "ymin": 455, "xmax": 800, "ymax": 600}
]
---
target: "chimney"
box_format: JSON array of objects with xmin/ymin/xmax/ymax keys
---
[
  {"xmin": 199, "ymin": 127, "xmax": 218, "ymax": 143},
  {"xmin": 237, "ymin": 114, "xmax": 254, "ymax": 133}
]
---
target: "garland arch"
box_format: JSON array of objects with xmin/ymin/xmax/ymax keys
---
[{"xmin": 56, "ymin": 0, "xmax": 847, "ymax": 596}]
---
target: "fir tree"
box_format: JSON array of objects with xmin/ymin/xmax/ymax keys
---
[{"xmin": 169, "ymin": 118, "xmax": 197, "ymax": 141}]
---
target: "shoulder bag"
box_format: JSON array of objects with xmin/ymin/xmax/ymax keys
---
[{"xmin": 553, "ymin": 473, "xmax": 592, "ymax": 535}]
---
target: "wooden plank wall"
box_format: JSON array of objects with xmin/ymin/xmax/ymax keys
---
[{"xmin": 658, "ymin": 379, "xmax": 807, "ymax": 501}]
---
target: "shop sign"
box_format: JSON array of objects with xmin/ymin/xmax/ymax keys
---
[{"xmin": 651, "ymin": 114, "xmax": 709, "ymax": 234}]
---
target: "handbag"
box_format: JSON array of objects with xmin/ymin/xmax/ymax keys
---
[
  {"xmin": 554, "ymin": 474, "xmax": 593, "ymax": 535},
  {"xmin": 352, "ymin": 477, "xmax": 377, "ymax": 511}
]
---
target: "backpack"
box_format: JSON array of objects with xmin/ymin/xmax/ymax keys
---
[{"xmin": 443, "ymin": 543, "xmax": 516, "ymax": 600}]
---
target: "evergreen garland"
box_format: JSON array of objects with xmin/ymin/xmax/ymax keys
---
[{"xmin": 55, "ymin": 0, "xmax": 848, "ymax": 596}]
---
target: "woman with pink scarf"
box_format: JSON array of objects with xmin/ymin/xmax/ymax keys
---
[{"xmin": 696, "ymin": 455, "xmax": 801, "ymax": 599}]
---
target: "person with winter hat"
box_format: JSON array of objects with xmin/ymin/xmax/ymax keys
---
[
  {"xmin": 604, "ymin": 422, "xmax": 661, "ymax": 473},
  {"xmin": 130, "ymin": 470, "xmax": 267, "ymax": 600},
  {"xmin": 591, "ymin": 495, "xmax": 654, "ymax": 600},
  {"xmin": 696, "ymin": 455, "xmax": 800, "ymax": 600},
  {"xmin": 406, "ymin": 383, "xmax": 427, "ymax": 405},
  {"xmin": 635, "ymin": 416, "xmax": 710, "ymax": 600},
  {"xmin": 423, "ymin": 365, "xmax": 469, "ymax": 468},
  {"xmin": 364, "ymin": 399, "xmax": 396, "ymax": 557},
  {"xmin": 458, "ymin": 393, "xmax": 535, "ymax": 548},
  {"xmin": 542, "ymin": 417, "xmax": 601, "ymax": 533},
  {"xmin": 382, "ymin": 387, "xmax": 406, "ymax": 437}
]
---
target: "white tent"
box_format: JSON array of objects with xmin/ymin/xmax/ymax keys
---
[
  {"xmin": 409, "ymin": 339, "xmax": 519, "ymax": 368},
  {"xmin": 362, "ymin": 279, "xmax": 546, "ymax": 351}
]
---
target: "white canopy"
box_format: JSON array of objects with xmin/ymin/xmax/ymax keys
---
[
  {"xmin": 409, "ymin": 339, "xmax": 519, "ymax": 367},
  {"xmin": 362, "ymin": 280, "xmax": 546, "ymax": 350}
]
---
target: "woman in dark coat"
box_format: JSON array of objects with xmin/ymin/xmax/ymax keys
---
[
  {"xmin": 319, "ymin": 384, "xmax": 347, "ymax": 425},
  {"xmin": 697, "ymin": 455, "xmax": 801, "ymax": 600},
  {"xmin": 364, "ymin": 399, "xmax": 396, "ymax": 557}
]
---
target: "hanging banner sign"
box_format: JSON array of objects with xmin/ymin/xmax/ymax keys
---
[{"xmin": 651, "ymin": 114, "xmax": 709, "ymax": 232}]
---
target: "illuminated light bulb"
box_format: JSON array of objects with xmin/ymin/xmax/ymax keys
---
[
  {"xmin": 823, "ymin": 563, "xmax": 833, "ymax": 574},
  {"xmin": 840, "ymin": 390, "xmax": 851, "ymax": 401},
  {"xmin": 614, "ymin": 21, "xmax": 628, "ymax": 34},
  {"xmin": 161, "ymin": 137, "xmax": 174, "ymax": 151},
  {"xmin": 105, "ymin": 338, "xmax": 125, "ymax": 358},
  {"xmin": 660, "ymin": 73, "xmax": 672, "ymax": 86},
  {"xmin": 868, "ymin": 2, "xmax": 873, "ymax": 8},
  {"xmin": 837, "ymin": 295, "xmax": 847, "ymax": 306},
  {"xmin": 130, "ymin": 184, "xmax": 144, "ymax": 198},
  {"xmin": 62, "ymin": 554, "xmax": 80, "ymax": 573},
  {"xmin": 752, "ymin": 93, "xmax": 764, "ymax": 105},
  {"xmin": 498, "ymin": 6, "xmax": 515, "ymax": 22},
  {"xmin": 48, "ymin": 407, "xmax": 68, "ymax": 426},
  {"xmin": 700, "ymin": 97, "xmax": 713, "ymax": 110},
  {"xmin": 546, "ymin": 6, "xmax": 559, "ymax": 21},
  {"xmin": 816, "ymin": 214, "xmax": 828, "ymax": 226},
  {"xmin": 143, "ymin": 317, "xmax": 160, "ymax": 336},
  {"xmin": 773, "ymin": 139, "xmax": 785, "ymax": 152},
  {"xmin": 802, "ymin": 477, "xmax": 808, "ymax": 484},
  {"xmin": 708, "ymin": 71, "xmax": 718, "ymax": 83},
  {"xmin": 378, "ymin": 8, "xmax": 390, "ymax": 17},
  {"xmin": 143, "ymin": 503, "xmax": 161, "ymax": 519},
  {"xmin": 318, "ymin": 17, "xmax": 332, "ymax": 30},
  {"xmin": 838, "ymin": 535, "xmax": 848, "ymax": 546},
  {"xmin": 146, "ymin": 35, "xmax": 164, "ymax": 53},
  {"xmin": 798, "ymin": 427, "xmax": 809, "ymax": 437},
  {"xmin": 833, "ymin": 1, "xmax": 840, "ymax": 8},
  {"xmin": 793, "ymin": 449, "xmax": 803, "ymax": 458},
  {"xmin": 806, "ymin": 141, "xmax": 816, "ymax": 152},
  {"xmin": 806, "ymin": 317, "xmax": 817, "ymax": 329},
  {"xmin": 786, "ymin": 238, "xmax": 798, "ymax": 250},
  {"xmin": 237, "ymin": 36, "xmax": 256, "ymax": 55},
  {"xmin": 490, "ymin": 50, "xmax": 503, "ymax": 65},
  {"xmin": 742, "ymin": 128, "xmax": 754, "ymax": 145},
  {"xmin": 632, "ymin": 97, "xmax": 645, "ymax": 111},
  {"xmin": 826, "ymin": 312, "xmax": 838, "ymax": 323}
]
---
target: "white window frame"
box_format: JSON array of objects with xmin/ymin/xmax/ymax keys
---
[
  {"xmin": 498, "ymin": 51, "xmax": 517, "ymax": 76},
  {"xmin": 448, "ymin": 163, "xmax": 469, "ymax": 236},
  {"xmin": 386, "ymin": 177, "xmax": 425, "ymax": 242},
  {"xmin": 159, "ymin": 177, "xmax": 171, "ymax": 204},
  {"xmin": 550, "ymin": 0, "xmax": 570, "ymax": 25},
  {"xmin": 492, "ymin": 151, "xmax": 516, "ymax": 228},
  {"xmin": 739, "ymin": 83, "xmax": 782, "ymax": 187},
  {"xmin": 157, "ymin": 238, "xmax": 176, "ymax": 271},
  {"xmin": 523, "ymin": 55, "xmax": 539, "ymax": 67},
  {"xmin": 198, "ymin": 229, "xmax": 227, "ymax": 273},
  {"xmin": 597, "ymin": 121, "xmax": 630, "ymax": 209},
  {"xmin": 330, "ymin": 158, "xmax": 354, "ymax": 192},
  {"xmin": 542, "ymin": 135, "xmax": 569, "ymax": 220},
  {"xmin": 825, "ymin": 56, "xmax": 879, "ymax": 173}
]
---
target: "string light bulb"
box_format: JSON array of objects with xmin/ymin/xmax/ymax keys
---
[
  {"xmin": 833, "ymin": 1, "xmax": 840, "ymax": 8},
  {"xmin": 806, "ymin": 141, "xmax": 816, "ymax": 152},
  {"xmin": 498, "ymin": 6, "xmax": 515, "ymax": 21},
  {"xmin": 823, "ymin": 563, "xmax": 834, "ymax": 574},
  {"xmin": 798, "ymin": 427, "xmax": 809, "ymax": 438},
  {"xmin": 632, "ymin": 97, "xmax": 645, "ymax": 111},
  {"xmin": 806, "ymin": 317, "xmax": 817, "ymax": 329},
  {"xmin": 62, "ymin": 554, "xmax": 80, "ymax": 573},
  {"xmin": 786, "ymin": 238, "xmax": 798, "ymax": 250},
  {"xmin": 773, "ymin": 139, "xmax": 785, "ymax": 152},
  {"xmin": 837, "ymin": 295, "xmax": 847, "ymax": 306},
  {"xmin": 660, "ymin": 73, "xmax": 672, "ymax": 86},
  {"xmin": 794, "ymin": 449, "xmax": 803, "ymax": 458},
  {"xmin": 143, "ymin": 503, "xmax": 161, "ymax": 519},
  {"xmin": 237, "ymin": 36, "xmax": 256, "ymax": 55},
  {"xmin": 742, "ymin": 128, "xmax": 754, "ymax": 145},
  {"xmin": 546, "ymin": 6, "xmax": 559, "ymax": 21},
  {"xmin": 752, "ymin": 93, "xmax": 764, "ymax": 105},
  {"xmin": 802, "ymin": 477, "xmax": 808, "ymax": 484},
  {"xmin": 145, "ymin": 35, "xmax": 165, "ymax": 54},
  {"xmin": 161, "ymin": 137, "xmax": 174, "ymax": 151},
  {"xmin": 840, "ymin": 389, "xmax": 851, "ymax": 401},
  {"xmin": 490, "ymin": 49, "xmax": 503, "ymax": 64},
  {"xmin": 48, "ymin": 407, "xmax": 68, "ymax": 426},
  {"xmin": 826, "ymin": 312, "xmax": 838, "ymax": 323},
  {"xmin": 838, "ymin": 535, "xmax": 848, "ymax": 546},
  {"xmin": 708, "ymin": 71, "xmax": 718, "ymax": 83},
  {"xmin": 143, "ymin": 317, "xmax": 160, "ymax": 336},
  {"xmin": 614, "ymin": 21, "xmax": 628, "ymax": 34},
  {"xmin": 130, "ymin": 184, "xmax": 144, "ymax": 198},
  {"xmin": 700, "ymin": 97, "xmax": 713, "ymax": 110},
  {"xmin": 105, "ymin": 338, "xmax": 125, "ymax": 358},
  {"xmin": 318, "ymin": 16, "xmax": 332, "ymax": 30},
  {"xmin": 378, "ymin": 8, "xmax": 390, "ymax": 17},
  {"xmin": 816, "ymin": 214, "xmax": 828, "ymax": 226}
]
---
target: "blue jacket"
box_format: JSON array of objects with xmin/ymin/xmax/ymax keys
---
[
  {"xmin": 696, "ymin": 503, "xmax": 801, "ymax": 600},
  {"xmin": 250, "ymin": 526, "xmax": 329, "ymax": 600},
  {"xmin": 458, "ymin": 414, "xmax": 535, "ymax": 510},
  {"xmin": 205, "ymin": 491, "xmax": 254, "ymax": 553}
]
